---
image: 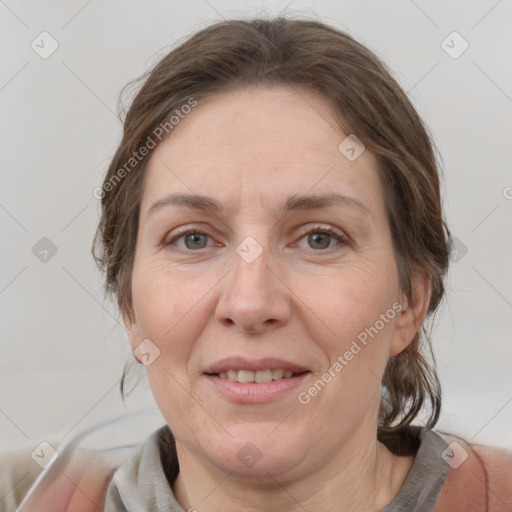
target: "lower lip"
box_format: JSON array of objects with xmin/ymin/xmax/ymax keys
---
[{"xmin": 204, "ymin": 373, "xmax": 310, "ymax": 403}]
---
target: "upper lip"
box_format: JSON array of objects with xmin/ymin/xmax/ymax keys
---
[{"xmin": 204, "ymin": 357, "xmax": 309, "ymax": 374}]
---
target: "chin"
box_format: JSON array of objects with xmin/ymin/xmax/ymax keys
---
[{"xmin": 201, "ymin": 429, "xmax": 311, "ymax": 480}]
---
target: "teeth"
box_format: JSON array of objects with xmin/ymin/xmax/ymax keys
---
[
  {"xmin": 255, "ymin": 370, "xmax": 273, "ymax": 383},
  {"xmin": 217, "ymin": 369, "xmax": 301, "ymax": 383},
  {"xmin": 272, "ymin": 369, "xmax": 284, "ymax": 380},
  {"xmin": 237, "ymin": 370, "xmax": 254, "ymax": 383}
]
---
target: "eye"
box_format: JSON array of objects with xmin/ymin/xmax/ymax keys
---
[
  {"xmin": 164, "ymin": 226, "xmax": 348, "ymax": 253},
  {"xmin": 168, "ymin": 230, "xmax": 214, "ymax": 251},
  {"xmin": 295, "ymin": 226, "xmax": 348, "ymax": 251}
]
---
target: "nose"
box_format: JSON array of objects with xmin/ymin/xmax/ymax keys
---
[{"xmin": 215, "ymin": 248, "xmax": 292, "ymax": 334}]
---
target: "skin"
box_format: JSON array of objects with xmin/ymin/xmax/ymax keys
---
[{"xmin": 124, "ymin": 84, "xmax": 431, "ymax": 512}]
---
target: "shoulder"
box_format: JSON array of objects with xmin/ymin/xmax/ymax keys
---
[{"xmin": 434, "ymin": 431, "xmax": 512, "ymax": 512}]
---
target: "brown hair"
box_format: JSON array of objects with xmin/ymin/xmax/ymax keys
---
[{"xmin": 92, "ymin": 16, "xmax": 451, "ymax": 435}]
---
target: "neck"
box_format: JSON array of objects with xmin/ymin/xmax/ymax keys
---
[{"xmin": 172, "ymin": 428, "xmax": 414, "ymax": 512}]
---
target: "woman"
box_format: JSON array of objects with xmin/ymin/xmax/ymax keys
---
[{"xmin": 19, "ymin": 16, "xmax": 511, "ymax": 512}]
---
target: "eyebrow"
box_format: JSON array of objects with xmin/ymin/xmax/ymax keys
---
[{"xmin": 146, "ymin": 192, "xmax": 370, "ymax": 218}]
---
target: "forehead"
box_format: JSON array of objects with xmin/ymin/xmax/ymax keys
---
[{"xmin": 141, "ymin": 84, "xmax": 381, "ymax": 212}]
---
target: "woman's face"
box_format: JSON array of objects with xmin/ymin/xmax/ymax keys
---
[{"xmin": 125, "ymin": 85, "xmax": 425, "ymax": 479}]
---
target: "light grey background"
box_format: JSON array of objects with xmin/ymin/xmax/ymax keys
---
[{"xmin": 1, "ymin": 0, "xmax": 511, "ymax": 454}]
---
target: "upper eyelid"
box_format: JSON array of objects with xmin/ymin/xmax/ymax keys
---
[
  {"xmin": 168, "ymin": 223, "xmax": 345, "ymax": 238},
  {"xmin": 295, "ymin": 224, "xmax": 346, "ymax": 237}
]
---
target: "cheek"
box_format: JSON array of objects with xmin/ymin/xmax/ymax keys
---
[
  {"xmin": 290, "ymin": 268, "xmax": 399, "ymax": 437},
  {"xmin": 305, "ymin": 263, "xmax": 399, "ymax": 394},
  {"xmin": 132, "ymin": 261, "xmax": 210, "ymax": 335},
  {"xmin": 314, "ymin": 261, "xmax": 399, "ymax": 344},
  {"xmin": 130, "ymin": 262, "xmax": 216, "ymax": 377},
  {"xmin": 131, "ymin": 263, "xmax": 218, "ymax": 432}
]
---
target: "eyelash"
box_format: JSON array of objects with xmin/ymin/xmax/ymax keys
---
[{"xmin": 165, "ymin": 225, "xmax": 349, "ymax": 253}]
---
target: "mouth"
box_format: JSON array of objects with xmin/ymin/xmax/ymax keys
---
[{"xmin": 202, "ymin": 357, "xmax": 311, "ymax": 402}]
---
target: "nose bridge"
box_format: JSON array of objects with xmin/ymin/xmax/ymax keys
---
[
  {"xmin": 229, "ymin": 242, "xmax": 273, "ymax": 307},
  {"xmin": 227, "ymin": 215, "xmax": 273, "ymax": 297},
  {"xmin": 215, "ymin": 239, "xmax": 291, "ymax": 332}
]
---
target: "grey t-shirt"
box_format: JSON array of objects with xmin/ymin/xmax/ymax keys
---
[{"xmin": 104, "ymin": 426, "xmax": 450, "ymax": 512}]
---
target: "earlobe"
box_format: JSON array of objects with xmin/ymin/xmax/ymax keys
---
[{"xmin": 390, "ymin": 271, "xmax": 432, "ymax": 356}]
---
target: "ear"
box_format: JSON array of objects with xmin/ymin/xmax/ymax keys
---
[
  {"xmin": 390, "ymin": 270, "xmax": 432, "ymax": 356},
  {"xmin": 123, "ymin": 308, "xmax": 142, "ymax": 362}
]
